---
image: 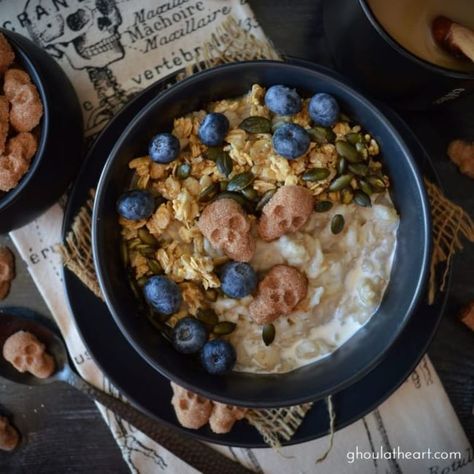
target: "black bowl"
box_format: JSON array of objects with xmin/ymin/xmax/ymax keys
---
[
  {"xmin": 0, "ymin": 30, "xmax": 83, "ymax": 233},
  {"xmin": 93, "ymin": 61, "xmax": 431, "ymax": 408}
]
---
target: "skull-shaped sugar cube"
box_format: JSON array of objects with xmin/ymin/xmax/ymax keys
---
[
  {"xmin": 209, "ymin": 402, "xmax": 247, "ymax": 434},
  {"xmin": 198, "ymin": 198, "xmax": 255, "ymax": 262},
  {"xmin": 171, "ymin": 382, "xmax": 212, "ymax": 429},
  {"xmin": 258, "ymin": 185, "xmax": 313, "ymax": 241},
  {"xmin": 249, "ymin": 264, "xmax": 308, "ymax": 324},
  {"xmin": 2, "ymin": 330, "xmax": 55, "ymax": 379}
]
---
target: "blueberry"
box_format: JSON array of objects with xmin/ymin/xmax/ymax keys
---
[
  {"xmin": 198, "ymin": 113, "xmax": 229, "ymax": 146},
  {"xmin": 218, "ymin": 261, "xmax": 257, "ymax": 299},
  {"xmin": 172, "ymin": 317, "xmax": 208, "ymax": 354},
  {"xmin": 272, "ymin": 123, "xmax": 310, "ymax": 159},
  {"xmin": 116, "ymin": 190, "xmax": 155, "ymax": 221},
  {"xmin": 149, "ymin": 132, "xmax": 180, "ymax": 164},
  {"xmin": 200, "ymin": 339, "xmax": 236, "ymax": 375},
  {"xmin": 264, "ymin": 85, "xmax": 302, "ymax": 115},
  {"xmin": 143, "ymin": 276, "xmax": 182, "ymax": 315},
  {"xmin": 308, "ymin": 93, "xmax": 340, "ymax": 127}
]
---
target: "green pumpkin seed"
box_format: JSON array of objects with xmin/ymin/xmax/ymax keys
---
[
  {"xmin": 345, "ymin": 132, "xmax": 362, "ymax": 144},
  {"xmin": 136, "ymin": 244, "xmax": 155, "ymax": 257},
  {"xmin": 241, "ymin": 187, "xmax": 258, "ymax": 201},
  {"xmin": 262, "ymin": 324, "xmax": 275, "ymax": 346},
  {"xmin": 199, "ymin": 182, "xmax": 219, "ymax": 201},
  {"xmin": 367, "ymin": 176, "xmax": 386, "ymax": 191},
  {"xmin": 314, "ymin": 200, "xmax": 333, "ymax": 213},
  {"xmin": 216, "ymin": 192, "xmax": 249, "ymax": 208},
  {"xmin": 147, "ymin": 259, "xmax": 162, "ymax": 274},
  {"xmin": 336, "ymin": 140, "xmax": 361, "ymax": 163},
  {"xmin": 220, "ymin": 180, "xmax": 228, "ymax": 192},
  {"xmin": 302, "ymin": 167, "xmax": 330, "ymax": 182},
  {"xmin": 213, "ymin": 321, "xmax": 237, "ymax": 335},
  {"xmin": 308, "ymin": 126, "xmax": 336, "ymax": 144},
  {"xmin": 176, "ymin": 163, "xmax": 191, "ymax": 179},
  {"xmin": 337, "ymin": 157, "xmax": 347, "ymax": 175},
  {"xmin": 206, "ymin": 147, "xmax": 225, "ymax": 162},
  {"xmin": 128, "ymin": 238, "xmax": 141, "ymax": 250},
  {"xmin": 358, "ymin": 179, "xmax": 373, "ymax": 196},
  {"xmin": 354, "ymin": 190, "xmax": 372, "ymax": 207},
  {"xmin": 355, "ymin": 142, "xmax": 368, "ymax": 159},
  {"xmin": 348, "ymin": 163, "xmax": 368, "ymax": 177},
  {"xmin": 328, "ymin": 174, "xmax": 353, "ymax": 192},
  {"xmin": 205, "ymin": 289, "xmax": 218, "ymax": 302},
  {"xmin": 138, "ymin": 228, "xmax": 158, "ymax": 246},
  {"xmin": 239, "ymin": 116, "xmax": 272, "ymax": 134},
  {"xmin": 120, "ymin": 240, "xmax": 129, "ymax": 266},
  {"xmin": 331, "ymin": 214, "xmax": 345, "ymax": 234},
  {"xmin": 227, "ymin": 171, "xmax": 254, "ymax": 192},
  {"xmin": 341, "ymin": 188, "xmax": 354, "ymax": 204},
  {"xmin": 256, "ymin": 189, "xmax": 276, "ymax": 212},
  {"xmin": 197, "ymin": 308, "xmax": 218, "ymax": 327},
  {"xmin": 216, "ymin": 152, "xmax": 233, "ymax": 177}
]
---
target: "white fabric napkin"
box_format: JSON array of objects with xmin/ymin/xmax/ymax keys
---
[{"xmin": 3, "ymin": 1, "xmax": 473, "ymax": 472}]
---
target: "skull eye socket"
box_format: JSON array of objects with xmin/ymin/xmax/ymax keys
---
[
  {"xmin": 228, "ymin": 215, "xmax": 244, "ymax": 230},
  {"xmin": 97, "ymin": 0, "xmax": 115, "ymax": 15},
  {"xmin": 179, "ymin": 399, "xmax": 188, "ymax": 410},
  {"xmin": 273, "ymin": 205, "xmax": 285, "ymax": 217},
  {"xmin": 269, "ymin": 291, "xmax": 281, "ymax": 303},
  {"xmin": 284, "ymin": 290, "xmax": 296, "ymax": 307},
  {"xmin": 24, "ymin": 344, "xmax": 37, "ymax": 355},
  {"xmin": 13, "ymin": 356, "xmax": 22, "ymax": 367},
  {"xmin": 210, "ymin": 229, "xmax": 221, "ymax": 242},
  {"xmin": 66, "ymin": 9, "xmax": 90, "ymax": 32},
  {"xmin": 292, "ymin": 216, "xmax": 304, "ymax": 228}
]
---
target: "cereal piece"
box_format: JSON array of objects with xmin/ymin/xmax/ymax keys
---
[
  {"xmin": 459, "ymin": 301, "xmax": 474, "ymax": 331},
  {"xmin": 258, "ymin": 185, "xmax": 314, "ymax": 241},
  {"xmin": 0, "ymin": 33, "xmax": 15, "ymax": 75},
  {"xmin": 249, "ymin": 265, "xmax": 308, "ymax": 324},
  {"xmin": 4, "ymin": 69, "xmax": 43, "ymax": 133},
  {"xmin": 0, "ymin": 247, "xmax": 15, "ymax": 300},
  {"xmin": 0, "ymin": 96, "xmax": 9, "ymax": 154},
  {"xmin": 0, "ymin": 416, "xmax": 19, "ymax": 451},
  {"xmin": 209, "ymin": 402, "xmax": 247, "ymax": 434},
  {"xmin": 198, "ymin": 198, "xmax": 255, "ymax": 262},
  {"xmin": 3, "ymin": 330, "xmax": 55, "ymax": 379},
  {"xmin": 170, "ymin": 382, "xmax": 212, "ymax": 429},
  {"xmin": 447, "ymin": 139, "xmax": 474, "ymax": 178},
  {"xmin": 0, "ymin": 132, "xmax": 37, "ymax": 192}
]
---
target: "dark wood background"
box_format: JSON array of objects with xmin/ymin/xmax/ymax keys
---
[{"xmin": 0, "ymin": 1, "xmax": 473, "ymax": 472}]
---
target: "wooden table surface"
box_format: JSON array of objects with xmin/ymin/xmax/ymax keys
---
[{"xmin": 0, "ymin": 1, "xmax": 473, "ymax": 472}]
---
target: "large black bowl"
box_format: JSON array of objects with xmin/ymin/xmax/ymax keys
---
[
  {"xmin": 93, "ymin": 61, "xmax": 431, "ymax": 408},
  {"xmin": 0, "ymin": 30, "xmax": 83, "ymax": 233}
]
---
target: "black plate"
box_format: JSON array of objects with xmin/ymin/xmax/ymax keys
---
[{"xmin": 62, "ymin": 59, "xmax": 447, "ymax": 447}]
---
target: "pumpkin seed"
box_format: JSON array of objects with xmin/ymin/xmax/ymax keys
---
[
  {"xmin": 197, "ymin": 308, "xmax": 218, "ymax": 327},
  {"xmin": 262, "ymin": 324, "xmax": 275, "ymax": 346},
  {"xmin": 216, "ymin": 192, "xmax": 249, "ymax": 208},
  {"xmin": 335, "ymin": 140, "xmax": 361, "ymax": 163},
  {"xmin": 348, "ymin": 163, "xmax": 368, "ymax": 177},
  {"xmin": 241, "ymin": 187, "xmax": 258, "ymax": 201},
  {"xmin": 220, "ymin": 180, "xmax": 228, "ymax": 192},
  {"xmin": 176, "ymin": 163, "xmax": 191, "ymax": 179},
  {"xmin": 307, "ymin": 126, "xmax": 336, "ymax": 144},
  {"xmin": 345, "ymin": 132, "xmax": 362, "ymax": 144},
  {"xmin": 302, "ymin": 167, "xmax": 330, "ymax": 182},
  {"xmin": 358, "ymin": 179, "xmax": 373, "ymax": 196},
  {"xmin": 120, "ymin": 240, "xmax": 129, "ymax": 266},
  {"xmin": 128, "ymin": 238, "xmax": 141, "ymax": 250},
  {"xmin": 354, "ymin": 190, "xmax": 372, "ymax": 207},
  {"xmin": 206, "ymin": 146, "xmax": 225, "ymax": 162},
  {"xmin": 367, "ymin": 176, "xmax": 386, "ymax": 191},
  {"xmin": 205, "ymin": 289, "xmax": 218, "ymax": 302},
  {"xmin": 227, "ymin": 171, "xmax": 254, "ymax": 192},
  {"xmin": 199, "ymin": 182, "xmax": 219, "ymax": 201},
  {"xmin": 328, "ymin": 174, "xmax": 353, "ymax": 191},
  {"xmin": 147, "ymin": 259, "xmax": 162, "ymax": 274},
  {"xmin": 337, "ymin": 157, "xmax": 347, "ymax": 175},
  {"xmin": 216, "ymin": 152, "xmax": 233, "ymax": 177},
  {"xmin": 314, "ymin": 200, "xmax": 333, "ymax": 213},
  {"xmin": 136, "ymin": 244, "xmax": 155, "ymax": 257},
  {"xmin": 213, "ymin": 321, "xmax": 237, "ymax": 335},
  {"xmin": 341, "ymin": 188, "xmax": 354, "ymax": 204},
  {"xmin": 239, "ymin": 116, "xmax": 272, "ymax": 134},
  {"xmin": 256, "ymin": 189, "xmax": 276, "ymax": 212},
  {"xmin": 331, "ymin": 214, "xmax": 345, "ymax": 234},
  {"xmin": 138, "ymin": 228, "xmax": 158, "ymax": 246},
  {"xmin": 355, "ymin": 142, "xmax": 368, "ymax": 159}
]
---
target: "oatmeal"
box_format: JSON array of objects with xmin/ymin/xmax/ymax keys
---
[{"xmin": 117, "ymin": 83, "xmax": 398, "ymax": 376}]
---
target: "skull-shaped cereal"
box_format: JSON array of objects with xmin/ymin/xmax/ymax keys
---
[
  {"xmin": 4, "ymin": 69, "xmax": 43, "ymax": 133},
  {"xmin": 198, "ymin": 198, "xmax": 255, "ymax": 262},
  {"xmin": 249, "ymin": 265, "xmax": 308, "ymax": 325},
  {"xmin": 0, "ymin": 96, "xmax": 9, "ymax": 155},
  {"xmin": 0, "ymin": 416, "xmax": 19, "ymax": 452},
  {"xmin": 0, "ymin": 33, "xmax": 15, "ymax": 75},
  {"xmin": 171, "ymin": 382, "xmax": 212, "ymax": 430},
  {"xmin": 3, "ymin": 330, "xmax": 55, "ymax": 379},
  {"xmin": 0, "ymin": 246, "xmax": 15, "ymax": 300},
  {"xmin": 209, "ymin": 402, "xmax": 247, "ymax": 434},
  {"xmin": 0, "ymin": 132, "xmax": 38, "ymax": 192},
  {"xmin": 25, "ymin": 0, "xmax": 125, "ymax": 71},
  {"xmin": 258, "ymin": 185, "xmax": 313, "ymax": 241}
]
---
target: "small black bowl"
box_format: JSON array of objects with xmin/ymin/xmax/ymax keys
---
[
  {"xmin": 93, "ymin": 61, "xmax": 431, "ymax": 408},
  {"xmin": 0, "ymin": 30, "xmax": 83, "ymax": 233}
]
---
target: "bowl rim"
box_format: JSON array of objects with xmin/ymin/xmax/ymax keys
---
[
  {"xmin": 0, "ymin": 29, "xmax": 49, "ymax": 213},
  {"xmin": 93, "ymin": 60, "xmax": 432, "ymax": 407}
]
